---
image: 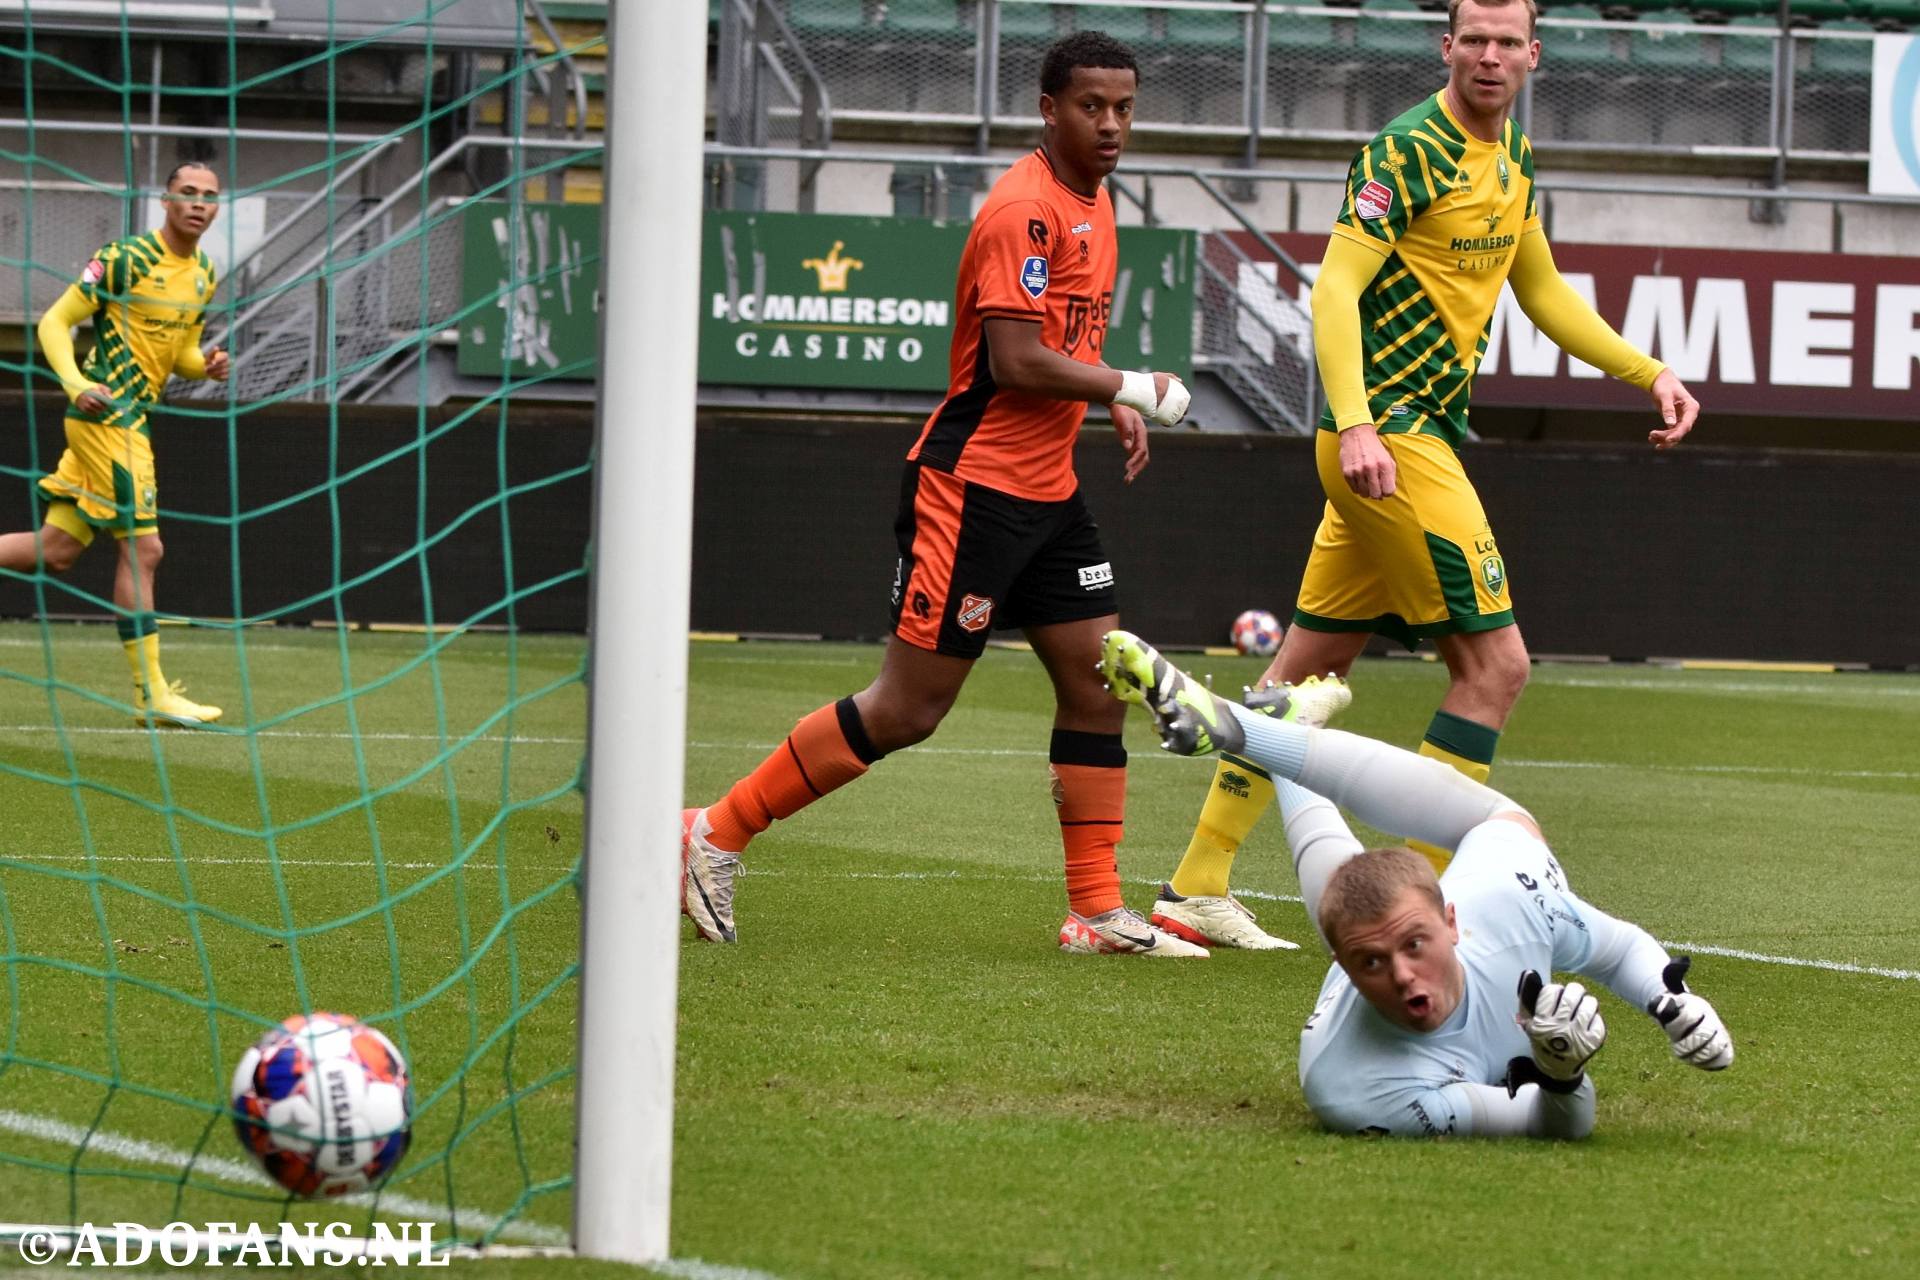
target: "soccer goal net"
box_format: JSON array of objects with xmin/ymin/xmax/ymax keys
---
[{"xmin": 0, "ymin": 0, "xmax": 615, "ymax": 1254}]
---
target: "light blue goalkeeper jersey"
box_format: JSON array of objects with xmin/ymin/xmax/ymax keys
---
[{"xmin": 1298, "ymin": 821, "xmax": 1668, "ymax": 1137}]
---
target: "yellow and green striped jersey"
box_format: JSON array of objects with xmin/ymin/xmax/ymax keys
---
[
  {"xmin": 73, "ymin": 231, "xmax": 218, "ymax": 432},
  {"xmin": 1322, "ymin": 93, "xmax": 1540, "ymax": 447}
]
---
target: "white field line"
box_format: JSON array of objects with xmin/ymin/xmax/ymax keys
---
[
  {"xmin": 651, "ymin": 1261, "xmax": 789, "ymax": 1280},
  {"xmin": 747, "ymin": 869, "xmax": 1920, "ymax": 983},
  {"xmin": 1526, "ymin": 674, "xmax": 1920, "ymax": 698},
  {"xmin": 0, "ymin": 1110, "xmax": 567, "ymax": 1246}
]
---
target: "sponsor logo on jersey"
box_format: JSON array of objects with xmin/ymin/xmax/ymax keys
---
[
  {"xmin": 1076, "ymin": 561, "xmax": 1113, "ymax": 589},
  {"xmin": 1448, "ymin": 234, "xmax": 1515, "ymax": 253},
  {"xmin": 957, "ymin": 593, "xmax": 995, "ymax": 632},
  {"xmin": 1354, "ymin": 180, "xmax": 1394, "ymax": 221},
  {"xmin": 1378, "ymin": 136, "xmax": 1408, "ymax": 176},
  {"xmin": 1481, "ymin": 554, "xmax": 1506, "ymax": 597},
  {"xmin": 81, "ymin": 259, "xmax": 105, "ymax": 285},
  {"xmin": 1070, "ymin": 220, "xmax": 1093, "ymax": 235},
  {"xmin": 1021, "ymin": 255, "xmax": 1049, "ymax": 298}
]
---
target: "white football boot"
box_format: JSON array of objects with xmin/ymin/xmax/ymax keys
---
[
  {"xmin": 680, "ymin": 807, "xmax": 742, "ymax": 943},
  {"xmin": 1149, "ymin": 883, "xmax": 1299, "ymax": 951},
  {"xmin": 1242, "ymin": 671, "xmax": 1352, "ymax": 729},
  {"xmin": 1058, "ymin": 905, "xmax": 1208, "ymax": 958}
]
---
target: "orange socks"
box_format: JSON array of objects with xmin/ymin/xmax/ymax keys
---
[
  {"xmin": 706, "ymin": 697, "xmax": 881, "ymax": 853},
  {"xmin": 1050, "ymin": 730, "xmax": 1128, "ymax": 918}
]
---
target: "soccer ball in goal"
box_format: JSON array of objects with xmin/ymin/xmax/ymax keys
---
[
  {"xmin": 1230, "ymin": 609, "xmax": 1283, "ymax": 658},
  {"xmin": 230, "ymin": 1012, "xmax": 413, "ymax": 1198}
]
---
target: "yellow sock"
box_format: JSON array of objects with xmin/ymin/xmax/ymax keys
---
[
  {"xmin": 1169, "ymin": 753, "xmax": 1275, "ymax": 898},
  {"xmin": 1406, "ymin": 710, "xmax": 1500, "ymax": 875},
  {"xmin": 122, "ymin": 631, "xmax": 165, "ymax": 699}
]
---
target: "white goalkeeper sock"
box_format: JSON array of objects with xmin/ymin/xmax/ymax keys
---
[
  {"xmin": 1236, "ymin": 706, "xmax": 1524, "ymax": 850},
  {"xmin": 1276, "ymin": 778, "xmax": 1363, "ymax": 952}
]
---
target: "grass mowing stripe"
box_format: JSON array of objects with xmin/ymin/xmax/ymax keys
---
[
  {"xmin": 6, "ymin": 852, "xmax": 577, "ymax": 873},
  {"xmin": 28, "ymin": 848, "xmax": 1906, "ymax": 982},
  {"xmin": 0, "ymin": 725, "xmax": 584, "ymax": 745},
  {"xmin": 1528, "ymin": 673, "xmax": 1920, "ymax": 698},
  {"xmin": 0, "ymin": 1110, "xmax": 566, "ymax": 1245},
  {"xmin": 679, "ymin": 739, "xmax": 1920, "ymax": 782},
  {"xmin": 742, "ymin": 869, "xmax": 1920, "ymax": 983}
]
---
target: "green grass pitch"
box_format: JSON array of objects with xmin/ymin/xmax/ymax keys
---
[{"xmin": 3, "ymin": 625, "xmax": 1916, "ymax": 1278}]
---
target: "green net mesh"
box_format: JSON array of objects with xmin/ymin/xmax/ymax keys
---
[{"xmin": 0, "ymin": 0, "xmax": 606, "ymax": 1246}]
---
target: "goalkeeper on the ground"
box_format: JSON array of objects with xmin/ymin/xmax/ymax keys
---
[{"xmin": 1100, "ymin": 629, "xmax": 1734, "ymax": 1139}]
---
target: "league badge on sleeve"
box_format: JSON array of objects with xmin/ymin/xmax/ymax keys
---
[
  {"xmin": 1021, "ymin": 255, "xmax": 1049, "ymax": 298},
  {"xmin": 1355, "ymin": 180, "xmax": 1394, "ymax": 221},
  {"xmin": 81, "ymin": 259, "xmax": 106, "ymax": 285}
]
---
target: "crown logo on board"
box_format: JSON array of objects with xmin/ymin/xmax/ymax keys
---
[{"xmin": 802, "ymin": 241, "xmax": 864, "ymax": 293}]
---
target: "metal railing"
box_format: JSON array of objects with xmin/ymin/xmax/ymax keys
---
[
  {"xmin": 180, "ymin": 134, "xmax": 602, "ymax": 405},
  {"xmin": 714, "ymin": 0, "xmax": 834, "ymax": 211},
  {"xmin": 771, "ymin": 0, "xmax": 1880, "ymax": 171},
  {"xmin": 705, "ymin": 138, "xmax": 1920, "ymax": 431}
]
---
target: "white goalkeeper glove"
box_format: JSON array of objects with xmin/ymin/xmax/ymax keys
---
[
  {"xmin": 1647, "ymin": 957, "xmax": 1734, "ymax": 1071},
  {"xmin": 1114, "ymin": 370, "xmax": 1191, "ymax": 427},
  {"xmin": 1514, "ymin": 970, "xmax": 1606, "ymax": 1087}
]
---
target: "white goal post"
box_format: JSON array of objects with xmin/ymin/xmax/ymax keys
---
[{"xmin": 574, "ymin": 0, "xmax": 707, "ymax": 1265}]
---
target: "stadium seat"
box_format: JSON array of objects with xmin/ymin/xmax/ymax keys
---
[
  {"xmin": 1856, "ymin": 0, "xmax": 1920, "ymax": 25},
  {"xmin": 1270, "ymin": 0, "xmax": 1341, "ymax": 53},
  {"xmin": 787, "ymin": 0, "xmax": 872, "ymax": 38},
  {"xmin": 884, "ymin": 0, "xmax": 965, "ymax": 34},
  {"xmin": 1073, "ymin": 4, "xmax": 1155, "ymax": 44},
  {"xmin": 1356, "ymin": 0, "xmax": 1440, "ymax": 57},
  {"xmin": 996, "ymin": 1, "xmax": 1061, "ymax": 42},
  {"xmin": 1809, "ymin": 19, "xmax": 1874, "ymax": 75},
  {"xmin": 1787, "ymin": 0, "xmax": 1856, "ymax": 21},
  {"xmin": 1167, "ymin": 4, "xmax": 1249, "ymax": 51},
  {"xmin": 1628, "ymin": 8, "xmax": 1707, "ymax": 69},
  {"xmin": 1541, "ymin": 5, "xmax": 1619, "ymax": 69},
  {"xmin": 1690, "ymin": 0, "xmax": 1772, "ymax": 18},
  {"xmin": 1720, "ymin": 14, "xmax": 1784, "ymax": 75}
]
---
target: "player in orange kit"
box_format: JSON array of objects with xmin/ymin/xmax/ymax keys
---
[{"xmin": 681, "ymin": 31, "xmax": 1201, "ymax": 955}]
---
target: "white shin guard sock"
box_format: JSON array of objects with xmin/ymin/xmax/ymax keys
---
[
  {"xmin": 1276, "ymin": 779, "xmax": 1363, "ymax": 952},
  {"xmin": 1233, "ymin": 703, "xmax": 1523, "ymax": 852},
  {"xmin": 1294, "ymin": 727, "xmax": 1522, "ymax": 850}
]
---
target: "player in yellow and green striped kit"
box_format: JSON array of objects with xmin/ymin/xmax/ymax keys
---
[
  {"xmin": 0, "ymin": 162, "xmax": 231, "ymax": 726},
  {"xmin": 1145, "ymin": 0, "xmax": 1703, "ymax": 950}
]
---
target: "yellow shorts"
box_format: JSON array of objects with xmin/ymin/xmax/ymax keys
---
[
  {"xmin": 1293, "ymin": 429, "xmax": 1513, "ymax": 649},
  {"xmin": 36, "ymin": 415, "xmax": 158, "ymax": 543}
]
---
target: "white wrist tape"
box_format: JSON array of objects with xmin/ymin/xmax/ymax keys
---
[
  {"xmin": 1114, "ymin": 369, "xmax": 1159, "ymax": 415},
  {"xmin": 1114, "ymin": 370, "xmax": 1191, "ymax": 426}
]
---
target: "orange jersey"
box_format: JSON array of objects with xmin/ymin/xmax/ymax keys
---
[{"xmin": 908, "ymin": 149, "xmax": 1119, "ymax": 502}]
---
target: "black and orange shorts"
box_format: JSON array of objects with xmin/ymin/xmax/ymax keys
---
[{"xmin": 888, "ymin": 461, "xmax": 1117, "ymax": 658}]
